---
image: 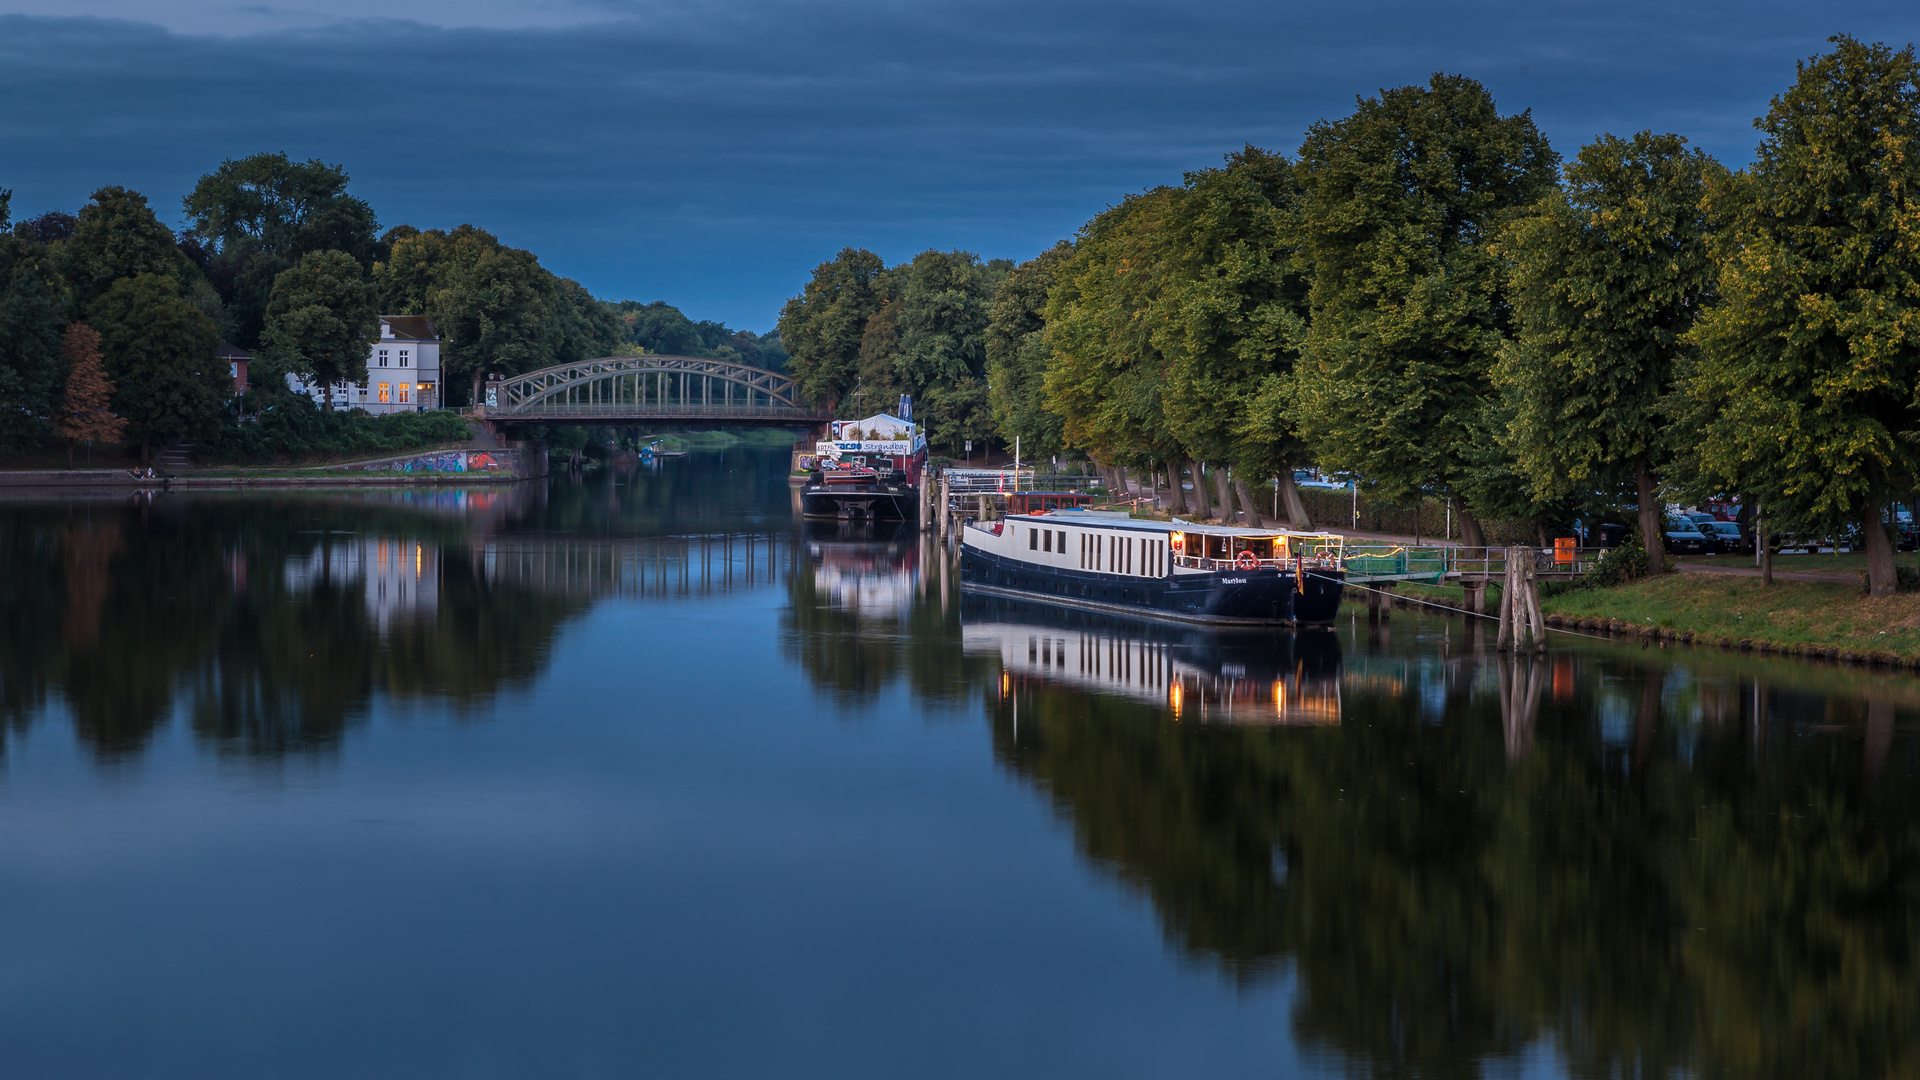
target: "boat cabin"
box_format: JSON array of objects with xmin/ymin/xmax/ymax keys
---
[
  {"xmin": 1165, "ymin": 523, "xmax": 1344, "ymax": 571},
  {"xmin": 1010, "ymin": 491, "xmax": 1094, "ymax": 515}
]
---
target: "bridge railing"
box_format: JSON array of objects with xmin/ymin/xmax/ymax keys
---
[
  {"xmin": 1342, "ymin": 545, "xmax": 1609, "ymax": 582},
  {"xmin": 489, "ymin": 402, "xmax": 826, "ymax": 420}
]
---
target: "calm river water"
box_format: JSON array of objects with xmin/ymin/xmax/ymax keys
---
[{"xmin": 0, "ymin": 448, "xmax": 1914, "ymax": 1078}]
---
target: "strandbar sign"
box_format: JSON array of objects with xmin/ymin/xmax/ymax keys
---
[{"xmin": 816, "ymin": 413, "xmax": 926, "ymax": 458}]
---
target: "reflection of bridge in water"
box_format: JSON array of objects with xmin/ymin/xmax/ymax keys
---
[{"xmin": 480, "ymin": 531, "xmax": 798, "ymax": 598}]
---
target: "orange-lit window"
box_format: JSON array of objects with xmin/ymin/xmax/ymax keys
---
[
  {"xmin": 378, "ymin": 383, "xmax": 390, "ymax": 403},
  {"xmin": 399, "ymin": 385, "xmax": 409, "ymax": 403}
]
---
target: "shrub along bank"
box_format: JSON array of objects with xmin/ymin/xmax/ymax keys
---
[{"xmin": 197, "ymin": 402, "xmax": 476, "ymax": 465}]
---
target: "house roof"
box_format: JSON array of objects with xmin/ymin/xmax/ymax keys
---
[
  {"xmin": 378, "ymin": 315, "xmax": 439, "ymax": 341},
  {"xmin": 215, "ymin": 342, "xmax": 252, "ymax": 361}
]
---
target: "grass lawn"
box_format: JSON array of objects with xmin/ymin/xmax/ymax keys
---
[
  {"xmin": 1541, "ymin": 572, "xmax": 1920, "ymax": 658},
  {"xmin": 1672, "ymin": 550, "xmax": 1920, "ymax": 579}
]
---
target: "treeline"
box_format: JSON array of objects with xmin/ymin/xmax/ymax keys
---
[
  {"xmin": 781, "ymin": 35, "xmax": 1920, "ymax": 597},
  {"xmin": 0, "ymin": 152, "xmax": 773, "ymax": 462}
]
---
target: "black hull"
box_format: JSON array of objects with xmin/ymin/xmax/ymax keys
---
[
  {"xmin": 959, "ymin": 546, "xmax": 1345, "ymax": 626},
  {"xmin": 800, "ymin": 486, "xmax": 918, "ymax": 521}
]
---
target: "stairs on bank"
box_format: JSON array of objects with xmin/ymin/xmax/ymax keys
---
[{"xmin": 154, "ymin": 443, "xmax": 195, "ymax": 472}]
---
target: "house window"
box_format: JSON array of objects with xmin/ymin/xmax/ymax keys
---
[
  {"xmin": 378, "ymin": 349, "xmax": 389, "ymax": 367},
  {"xmin": 400, "ymin": 350, "xmax": 410, "ymax": 368},
  {"xmin": 359, "ymin": 387, "xmax": 369, "ymax": 400},
  {"xmin": 378, "ymin": 383, "xmax": 390, "ymax": 403},
  {"xmin": 399, "ymin": 385, "xmax": 409, "ymax": 403}
]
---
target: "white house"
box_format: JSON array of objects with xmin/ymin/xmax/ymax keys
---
[{"xmin": 285, "ymin": 316, "xmax": 444, "ymax": 413}]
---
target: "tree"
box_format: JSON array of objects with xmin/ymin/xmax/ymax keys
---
[
  {"xmin": 1496, "ymin": 132, "xmax": 1726, "ymax": 571},
  {"xmin": 258, "ymin": 250, "xmax": 379, "ymax": 411},
  {"xmin": 58, "ymin": 186, "xmax": 183, "ymax": 314},
  {"xmin": 0, "ymin": 230, "xmax": 69, "ymax": 451},
  {"xmin": 88, "ymin": 274, "xmax": 226, "ymax": 462},
  {"xmin": 895, "ymin": 249, "xmax": 993, "ymax": 389},
  {"xmin": 1290, "ymin": 75, "xmax": 1559, "ymax": 545},
  {"xmin": 1043, "ymin": 189, "xmax": 1187, "ymax": 473},
  {"xmin": 1154, "ymin": 147, "xmax": 1315, "ymax": 525},
  {"xmin": 987, "ymin": 242, "xmax": 1073, "ymax": 458},
  {"xmin": 53, "ymin": 323, "xmax": 126, "ymax": 464},
  {"xmin": 776, "ymin": 248, "xmax": 884, "ymax": 410},
  {"xmin": 377, "ymin": 225, "xmax": 568, "ymax": 405},
  {"xmin": 182, "ymin": 153, "xmax": 380, "ymax": 349},
  {"xmin": 1687, "ymin": 37, "xmax": 1920, "ymax": 598}
]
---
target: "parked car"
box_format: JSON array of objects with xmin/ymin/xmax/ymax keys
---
[
  {"xmin": 1591, "ymin": 522, "xmax": 1630, "ymax": 549},
  {"xmin": 1700, "ymin": 520, "xmax": 1752, "ymax": 555},
  {"xmin": 1664, "ymin": 517, "xmax": 1713, "ymax": 555}
]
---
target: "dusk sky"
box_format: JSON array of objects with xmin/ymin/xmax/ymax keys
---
[{"xmin": 5, "ymin": 1, "xmax": 1919, "ymax": 330}]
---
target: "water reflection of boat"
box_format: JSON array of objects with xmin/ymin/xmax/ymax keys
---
[
  {"xmin": 804, "ymin": 520, "xmax": 919, "ymax": 619},
  {"xmin": 962, "ymin": 592, "xmax": 1342, "ymax": 724}
]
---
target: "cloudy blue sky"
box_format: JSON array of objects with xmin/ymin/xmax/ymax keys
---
[{"xmin": 4, "ymin": 1, "xmax": 1918, "ymax": 330}]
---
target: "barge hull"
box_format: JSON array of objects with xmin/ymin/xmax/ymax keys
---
[{"xmin": 959, "ymin": 546, "xmax": 1344, "ymax": 626}]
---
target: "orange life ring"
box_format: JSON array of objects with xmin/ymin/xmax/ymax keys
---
[{"xmin": 1235, "ymin": 550, "xmax": 1259, "ymax": 570}]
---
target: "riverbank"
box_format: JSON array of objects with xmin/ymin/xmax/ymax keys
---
[{"xmin": 1356, "ymin": 556, "xmax": 1920, "ymax": 667}]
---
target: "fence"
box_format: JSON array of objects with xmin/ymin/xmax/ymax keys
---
[{"xmin": 1341, "ymin": 545, "xmax": 1607, "ymax": 582}]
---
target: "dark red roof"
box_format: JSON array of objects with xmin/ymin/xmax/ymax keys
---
[{"xmin": 379, "ymin": 316, "xmax": 439, "ymax": 341}]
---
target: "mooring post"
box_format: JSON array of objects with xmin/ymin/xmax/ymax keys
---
[
  {"xmin": 1524, "ymin": 549, "xmax": 1546, "ymax": 651},
  {"xmin": 1496, "ymin": 555, "xmax": 1514, "ymax": 649},
  {"xmin": 1462, "ymin": 580, "xmax": 1485, "ymax": 615},
  {"xmin": 1366, "ymin": 583, "xmax": 1381, "ymax": 622}
]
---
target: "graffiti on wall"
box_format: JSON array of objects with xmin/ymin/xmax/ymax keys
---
[{"xmin": 358, "ymin": 451, "xmax": 511, "ymax": 474}]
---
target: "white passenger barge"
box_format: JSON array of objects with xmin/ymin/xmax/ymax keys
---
[{"xmin": 958, "ymin": 509, "xmax": 1347, "ymax": 625}]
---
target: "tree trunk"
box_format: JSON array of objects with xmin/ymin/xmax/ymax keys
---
[
  {"xmin": 1759, "ymin": 497, "xmax": 1773, "ymax": 585},
  {"xmin": 324, "ymin": 385, "xmax": 333, "ymax": 412},
  {"xmin": 1233, "ymin": 477, "xmax": 1265, "ymax": 527},
  {"xmin": 1455, "ymin": 505, "xmax": 1486, "ymax": 548},
  {"xmin": 1864, "ymin": 498, "xmax": 1895, "ymax": 599},
  {"xmin": 1278, "ymin": 471, "xmax": 1313, "ymax": 530},
  {"xmin": 1165, "ymin": 462, "xmax": 1188, "ymax": 514},
  {"xmin": 1213, "ymin": 466, "xmax": 1234, "ymax": 522},
  {"xmin": 1187, "ymin": 459, "xmax": 1212, "ymax": 520},
  {"xmin": 1636, "ymin": 461, "xmax": 1667, "ymax": 575}
]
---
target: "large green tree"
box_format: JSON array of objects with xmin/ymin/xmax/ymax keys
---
[
  {"xmin": 1044, "ymin": 190, "xmax": 1187, "ymax": 476},
  {"xmin": 986, "ymin": 242, "xmax": 1073, "ymax": 459},
  {"xmin": 776, "ymin": 248, "xmax": 884, "ymax": 410},
  {"xmin": 896, "ymin": 250, "xmax": 1000, "ymax": 451},
  {"xmin": 181, "ymin": 153, "xmax": 380, "ymax": 349},
  {"xmin": 0, "ymin": 228, "xmax": 70, "ymax": 450},
  {"xmin": 1290, "ymin": 74, "xmax": 1559, "ymax": 545},
  {"xmin": 1155, "ymin": 146, "xmax": 1315, "ymax": 524},
  {"xmin": 258, "ymin": 249, "xmax": 380, "ymax": 410},
  {"xmin": 59, "ymin": 187, "xmax": 183, "ymax": 314},
  {"xmin": 89, "ymin": 273, "xmax": 226, "ymax": 462},
  {"xmin": 1687, "ymin": 37, "xmax": 1920, "ymax": 598},
  {"xmin": 377, "ymin": 225, "xmax": 603, "ymax": 406},
  {"xmin": 1496, "ymin": 132, "xmax": 1726, "ymax": 571}
]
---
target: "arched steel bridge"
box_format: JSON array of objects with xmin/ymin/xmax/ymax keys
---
[{"xmin": 481, "ymin": 354, "xmax": 828, "ymax": 425}]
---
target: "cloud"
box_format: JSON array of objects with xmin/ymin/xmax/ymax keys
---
[{"xmin": 2, "ymin": 2, "xmax": 1918, "ymax": 328}]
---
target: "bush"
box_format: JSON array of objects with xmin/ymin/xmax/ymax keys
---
[
  {"xmin": 1898, "ymin": 565, "xmax": 1920, "ymax": 593},
  {"xmin": 1584, "ymin": 528, "xmax": 1650, "ymax": 589},
  {"xmin": 198, "ymin": 397, "xmax": 475, "ymax": 464}
]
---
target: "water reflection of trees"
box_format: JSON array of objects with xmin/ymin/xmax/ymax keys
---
[
  {"xmin": 0, "ymin": 497, "xmax": 587, "ymax": 759},
  {"xmin": 984, "ymin": 624, "xmax": 1920, "ymax": 1079},
  {"xmin": 779, "ymin": 526, "xmax": 995, "ymax": 709}
]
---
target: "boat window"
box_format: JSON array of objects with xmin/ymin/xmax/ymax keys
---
[
  {"xmin": 1042, "ymin": 530, "xmax": 1051, "ymax": 553},
  {"xmin": 1056, "ymin": 530, "xmax": 1066, "ymax": 553},
  {"xmin": 1029, "ymin": 528, "xmax": 1038, "ymax": 550}
]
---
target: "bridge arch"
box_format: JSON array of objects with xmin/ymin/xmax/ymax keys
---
[{"xmin": 487, "ymin": 355, "xmax": 825, "ymax": 424}]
